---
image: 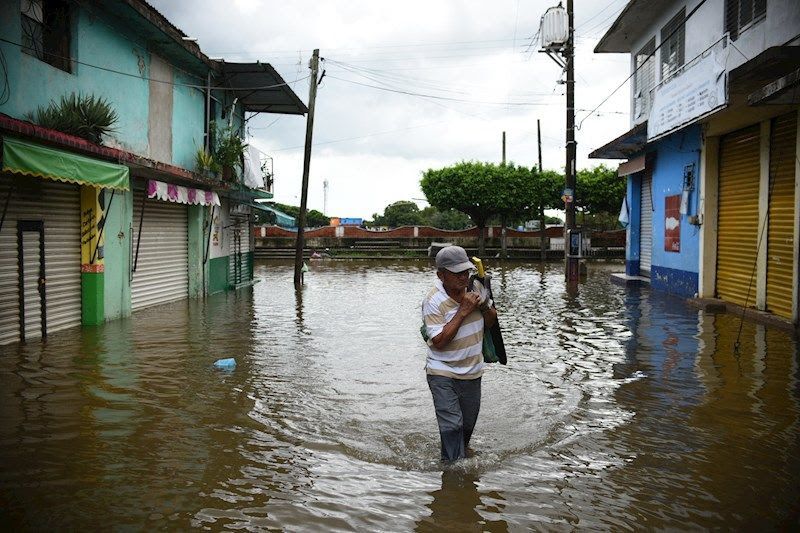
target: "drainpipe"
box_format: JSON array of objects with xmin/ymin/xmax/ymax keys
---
[{"xmin": 205, "ymin": 71, "xmax": 211, "ymax": 152}]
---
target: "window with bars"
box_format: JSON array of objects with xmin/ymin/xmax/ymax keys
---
[
  {"xmin": 660, "ymin": 8, "xmax": 685, "ymax": 81},
  {"xmin": 725, "ymin": 0, "xmax": 767, "ymax": 40},
  {"xmin": 633, "ymin": 38, "xmax": 656, "ymax": 121},
  {"xmin": 21, "ymin": 0, "xmax": 71, "ymax": 72}
]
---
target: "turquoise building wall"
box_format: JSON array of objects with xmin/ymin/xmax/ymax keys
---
[
  {"xmin": 0, "ymin": 0, "xmax": 208, "ymax": 170},
  {"xmin": 103, "ymin": 189, "xmax": 132, "ymax": 321}
]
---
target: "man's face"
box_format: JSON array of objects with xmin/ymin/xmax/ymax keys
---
[{"xmin": 438, "ymin": 268, "xmax": 471, "ymax": 294}]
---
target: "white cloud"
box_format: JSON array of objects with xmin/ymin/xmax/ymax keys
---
[{"xmin": 151, "ymin": 0, "xmax": 632, "ymax": 218}]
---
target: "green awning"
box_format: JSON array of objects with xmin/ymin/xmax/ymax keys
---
[
  {"xmin": 249, "ymin": 187, "xmax": 274, "ymax": 200},
  {"xmin": 252, "ymin": 203, "xmax": 296, "ymax": 227},
  {"xmin": 2, "ymin": 137, "xmax": 129, "ymax": 190}
]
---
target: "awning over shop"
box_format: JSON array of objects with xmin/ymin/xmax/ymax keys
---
[
  {"xmin": 252, "ymin": 203, "xmax": 296, "ymax": 227},
  {"xmin": 618, "ymin": 155, "xmax": 646, "ymax": 176},
  {"xmin": 147, "ymin": 179, "xmax": 220, "ymax": 206},
  {"xmin": 588, "ymin": 122, "xmax": 648, "ymax": 160},
  {"xmin": 2, "ymin": 136, "xmax": 129, "ymax": 190},
  {"xmin": 217, "ymin": 61, "xmax": 308, "ymax": 115}
]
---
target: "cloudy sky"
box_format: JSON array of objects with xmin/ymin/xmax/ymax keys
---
[{"xmin": 150, "ymin": 0, "xmax": 632, "ymax": 219}]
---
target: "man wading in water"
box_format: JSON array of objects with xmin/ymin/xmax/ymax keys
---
[{"xmin": 422, "ymin": 246, "xmax": 497, "ymax": 462}]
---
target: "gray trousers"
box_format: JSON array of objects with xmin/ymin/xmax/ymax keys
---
[{"xmin": 427, "ymin": 375, "xmax": 482, "ymax": 462}]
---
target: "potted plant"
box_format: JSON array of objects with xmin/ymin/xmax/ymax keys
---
[
  {"xmin": 28, "ymin": 93, "xmax": 118, "ymax": 145},
  {"xmin": 194, "ymin": 147, "xmax": 219, "ymax": 177},
  {"xmin": 212, "ymin": 123, "xmax": 247, "ymax": 182}
]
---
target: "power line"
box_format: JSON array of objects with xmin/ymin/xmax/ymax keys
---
[
  {"xmin": 327, "ymin": 74, "xmax": 559, "ymax": 106},
  {"xmin": 0, "ymin": 37, "xmax": 309, "ymax": 91}
]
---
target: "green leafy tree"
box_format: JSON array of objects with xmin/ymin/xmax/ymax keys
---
[
  {"xmin": 575, "ymin": 164, "xmax": 625, "ymax": 228},
  {"xmin": 422, "ymin": 161, "xmax": 524, "ymax": 255},
  {"xmin": 375, "ymin": 200, "xmax": 422, "ymax": 227},
  {"xmin": 419, "ymin": 206, "xmax": 472, "ymax": 230}
]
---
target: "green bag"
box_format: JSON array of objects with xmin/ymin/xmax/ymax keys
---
[{"xmin": 420, "ymin": 321, "xmax": 499, "ymax": 364}]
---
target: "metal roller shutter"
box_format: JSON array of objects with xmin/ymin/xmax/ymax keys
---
[
  {"xmin": 228, "ymin": 216, "xmax": 251, "ymax": 287},
  {"xmin": 766, "ymin": 113, "xmax": 796, "ymax": 319},
  {"xmin": 0, "ymin": 176, "xmax": 81, "ymax": 345},
  {"xmin": 131, "ymin": 191, "xmax": 188, "ymax": 311},
  {"xmin": 717, "ymin": 125, "xmax": 760, "ymax": 307},
  {"xmin": 640, "ymin": 172, "xmax": 653, "ymax": 275}
]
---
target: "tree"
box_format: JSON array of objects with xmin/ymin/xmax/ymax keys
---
[
  {"xmin": 575, "ymin": 164, "xmax": 625, "ymax": 228},
  {"xmin": 375, "ymin": 200, "xmax": 422, "ymax": 227},
  {"xmin": 422, "ymin": 161, "xmax": 529, "ymax": 255},
  {"xmin": 419, "ymin": 206, "xmax": 472, "ymax": 230}
]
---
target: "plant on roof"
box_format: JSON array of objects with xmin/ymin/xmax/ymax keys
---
[
  {"xmin": 28, "ymin": 93, "xmax": 118, "ymax": 145},
  {"xmin": 194, "ymin": 147, "xmax": 220, "ymax": 174},
  {"xmin": 211, "ymin": 122, "xmax": 247, "ymax": 180}
]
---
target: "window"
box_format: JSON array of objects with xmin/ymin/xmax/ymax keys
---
[
  {"xmin": 725, "ymin": 0, "xmax": 767, "ymax": 40},
  {"xmin": 660, "ymin": 8, "xmax": 685, "ymax": 81},
  {"xmin": 633, "ymin": 38, "xmax": 656, "ymax": 120},
  {"xmin": 21, "ymin": 0, "xmax": 71, "ymax": 72}
]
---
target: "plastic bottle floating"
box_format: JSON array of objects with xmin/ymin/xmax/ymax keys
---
[{"xmin": 213, "ymin": 358, "xmax": 236, "ymax": 370}]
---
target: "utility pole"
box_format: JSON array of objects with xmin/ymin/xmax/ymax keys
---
[
  {"xmin": 537, "ymin": 119, "xmax": 543, "ymax": 172},
  {"xmin": 564, "ymin": 0, "xmax": 578, "ymax": 283},
  {"xmin": 323, "ymin": 178, "xmax": 329, "ymax": 215},
  {"xmin": 294, "ymin": 49, "xmax": 319, "ymax": 288},
  {"xmin": 501, "ymin": 131, "xmax": 507, "ymax": 259},
  {"xmin": 538, "ymin": 119, "xmax": 545, "ymax": 261}
]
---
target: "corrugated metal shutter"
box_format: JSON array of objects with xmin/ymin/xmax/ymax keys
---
[
  {"xmin": 228, "ymin": 216, "xmax": 251, "ymax": 286},
  {"xmin": 717, "ymin": 125, "xmax": 760, "ymax": 307},
  {"xmin": 640, "ymin": 172, "xmax": 653, "ymax": 275},
  {"xmin": 131, "ymin": 191, "xmax": 188, "ymax": 311},
  {"xmin": 0, "ymin": 176, "xmax": 81, "ymax": 345},
  {"xmin": 766, "ymin": 113, "xmax": 796, "ymax": 319}
]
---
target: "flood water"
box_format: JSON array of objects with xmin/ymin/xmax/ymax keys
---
[{"xmin": 1, "ymin": 260, "xmax": 799, "ymax": 530}]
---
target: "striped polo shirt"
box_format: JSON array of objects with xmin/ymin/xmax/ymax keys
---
[{"xmin": 421, "ymin": 279, "xmax": 484, "ymax": 379}]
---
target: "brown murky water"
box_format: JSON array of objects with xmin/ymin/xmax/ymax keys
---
[{"xmin": 1, "ymin": 260, "xmax": 798, "ymax": 530}]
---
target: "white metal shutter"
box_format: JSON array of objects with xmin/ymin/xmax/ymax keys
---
[
  {"xmin": 131, "ymin": 192, "xmax": 188, "ymax": 311},
  {"xmin": 0, "ymin": 176, "xmax": 81, "ymax": 345},
  {"xmin": 228, "ymin": 216, "xmax": 251, "ymax": 286},
  {"xmin": 640, "ymin": 172, "xmax": 653, "ymax": 275}
]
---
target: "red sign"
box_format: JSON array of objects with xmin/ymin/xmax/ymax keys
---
[{"xmin": 665, "ymin": 194, "xmax": 681, "ymax": 252}]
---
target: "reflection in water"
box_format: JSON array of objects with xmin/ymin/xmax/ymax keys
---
[
  {"xmin": 0, "ymin": 260, "xmax": 798, "ymax": 530},
  {"xmin": 416, "ymin": 469, "xmax": 508, "ymax": 533}
]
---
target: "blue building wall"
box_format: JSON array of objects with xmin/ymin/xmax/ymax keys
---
[
  {"xmin": 648, "ymin": 125, "xmax": 702, "ymax": 297},
  {"xmin": 626, "ymin": 175, "xmax": 642, "ymax": 276}
]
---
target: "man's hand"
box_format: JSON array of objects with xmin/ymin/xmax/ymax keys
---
[
  {"xmin": 458, "ymin": 291, "xmax": 481, "ymax": 316},
  {"xmin": 471, "ymin": 278, "xmax": 492, "ymax": 310}
]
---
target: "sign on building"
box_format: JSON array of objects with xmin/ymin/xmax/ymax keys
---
[{"xmin": 647, "ymin": 51, "xmax": 727, "ymax": 141}]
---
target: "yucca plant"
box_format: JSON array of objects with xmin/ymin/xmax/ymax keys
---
[
  {"xmin": 29, "ymin": 93, "xmax": 118, "ymax": 144},
  {"xmin": 195, "ymin": 148, "xmax": 220, "ymax": 174}
]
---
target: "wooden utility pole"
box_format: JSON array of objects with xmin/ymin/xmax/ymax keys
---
[
  {"xmin": 501, "ymin": 131, "xmax": 507, "ymax": 259},
  {"xmin": 537, "ymin": 119, "xmax": 543, "ymax": 172},
  {"xmin": 294, "ymin": 49, "xmax": 320, "ymax": 288},
  {"xmin": 565, "ymin": 0, "xmax": 578, "ymax": 282},
  {"xmin": 538, "ymin": 119, "xmax": 546, "ymax": 261}
]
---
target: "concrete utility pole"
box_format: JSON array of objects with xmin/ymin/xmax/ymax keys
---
[
  {"xmin": 294, "ymin": 49, "xmax": 319, "ymax": 288},
  {"xmin": 564, "ymin": 0, "xmax": 578, "ymax": 283},
  {"xmin": 502, "ymin": 131, "xmax": 506, "ymax": 164}
]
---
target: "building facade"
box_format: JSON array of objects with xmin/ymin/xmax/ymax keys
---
[
  {"xmin": 590, "ymin": 0, "xmax": 799, "ymax": 326},
  {"xmin": 0, "ymin": 0, "xmax": 306, "ymax": 345}
]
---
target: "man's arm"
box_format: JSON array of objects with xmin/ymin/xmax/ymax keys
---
[{"xmin": 430, "ymin": 292, "xmax": 481, "ymax": 350}]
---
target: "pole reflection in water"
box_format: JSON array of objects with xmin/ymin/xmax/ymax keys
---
[{"xmin": 0, "ymin": 260, "xmax": 798, "ymax": 530}]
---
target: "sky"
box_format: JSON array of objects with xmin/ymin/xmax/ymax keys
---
[{"xmin": 150, "ymin": 0, "xmax": 632, "ymax": 219}]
